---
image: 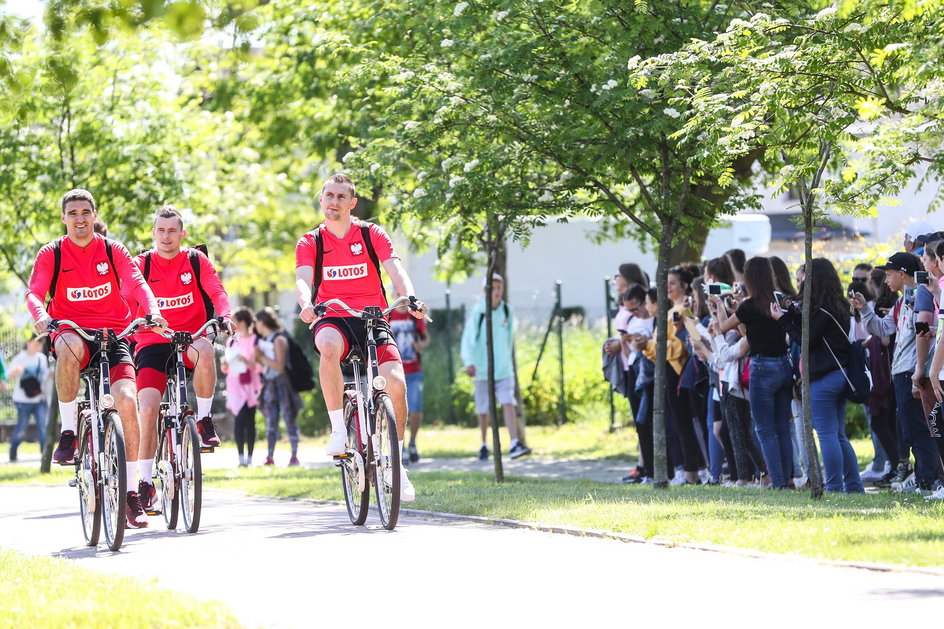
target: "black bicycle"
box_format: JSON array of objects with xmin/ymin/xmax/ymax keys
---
[
  {"xmin": 314, "ymin": 296, "xmax": 427, "ymax": 530},
  {"xmin": 152, "ymin": 317, "xmax": 224, "ymax": 534},
  {"xmin": 47, "ymin": 317, "xmax": 151, "ymax": 551}
]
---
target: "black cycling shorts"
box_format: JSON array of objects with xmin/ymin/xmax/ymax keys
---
[{"xmin": 313, "ymin": 316, "xmax": 400, "ymax": 365}]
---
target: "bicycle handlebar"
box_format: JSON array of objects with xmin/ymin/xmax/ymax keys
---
[
  {"xmin": 42, "ymin": 317, "xmax": 155, "ymax": 342},
  {"xmin": 154, "ymin": 317, "xmax": 226, "ymax": 341},
  {"xmin": 314, "ymin": 296, "xmax": 432, "ymax": 322}
]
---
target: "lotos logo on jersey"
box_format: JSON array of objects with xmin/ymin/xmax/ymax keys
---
[
  {"xmin": 324, "ymin": 263, "xmax": 368, "ymax": 280},
  {"xmin": 68, "ymin": 282, "xmax": 112, "ymax": 302},
  {"xmin": 156, "ymin": 293, "xmax": 194, "ymax": 310}
]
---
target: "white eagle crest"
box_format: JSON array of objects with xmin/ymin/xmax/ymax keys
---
[
  {"xmin": 350, "ymin": 242, "xmax": 364, "ymax": 256},
  {"xmin": 180, "ymin": 272, "xmax": 193, "ymax": 285},
  {"xmin": 96, "ymin": 262, "xmax": 109, "ymax": 275}
]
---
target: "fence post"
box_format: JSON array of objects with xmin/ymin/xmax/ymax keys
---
[
  {"xmin": 605, "ymin": 276, "xmax": 615, "ymax": 432},
  {"xmin": 556, "ymin": 280, "xmax": 567, "ymax": 425},
  {"xmin": 444, "ymin": 288, "xmax": 456, "ymax": 424}
]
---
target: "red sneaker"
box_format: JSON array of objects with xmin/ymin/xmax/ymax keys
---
[
  {"xmin": 126, "ymin": 491, "xmax": 148, "ymax": 528},
  {"xmin": 288, "ymin": 455, "xmax": 300, "ymax": 467},
  {"xmin": 53, "ymin": 431, "xmax": 77, "ymax": 464},
  {"xmin": 138, "ymin": 480, "xmax": 156, "ymax": 511},
  {"xmin": 197, "ymin": 417, "xmax": 221, "ymax": 447},
  {"xmin": 263, "ymin": 456, "xmax": 275, "ymax": 466}
]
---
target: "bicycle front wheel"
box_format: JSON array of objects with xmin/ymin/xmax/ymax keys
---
[
  {"xmin": 372, "ymin": 393, "xmax": 400, "ymax": 530},
  {"xmin": 340, "ymin": 396, "xmax": 369, "ymax": 525},
  {"xmin": 101, "ymin": 414, "xmax": 127, "ymax": 551},
  {"xmin": 155, "ymin": 427, "xmax": 179, "ymax": 530},
  {"xmin": 180, "ymin": 414, "xmax": 202, "ymax": 533},
  {"xmin": 76, "ymin": 425, "xmax": 101, "ymax": 546}
]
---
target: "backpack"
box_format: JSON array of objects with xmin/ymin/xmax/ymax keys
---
[
  {"xmin": 475, "ymin": 302, "xmax": 510, "ymax": 341},
  {"xmin": 311, "ymin": 224, "xmax": 384, "ymax": 303},
  {"xmin": 280, "ymin": 331, "xmax": 315, "ymax": 392},
  {"xmin": 819, "ymin": 308, "xmax": 873, "ymax": 404},
  {"xmin": 142, "ymin": 244, "xmax": 214, "ymax": 319},
  {"xmin": 48, "ymin": 236, "xmax": 119, "ymax": 305}
]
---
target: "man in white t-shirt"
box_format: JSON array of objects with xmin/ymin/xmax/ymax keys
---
[{"xmin": 7, "ymin": 336, "xmax": 50, "ymax": 462}]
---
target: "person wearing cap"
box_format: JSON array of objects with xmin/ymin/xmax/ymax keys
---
[
  {"xmin": 904, "ymin": 220, "xmax": 935, "ymax": 253},
  {"xmin": 460, "ymin": 273, "xmax": 530, "ymax": 460},
  {"xmin": 851, "ymin": 252, "xmax": 944, "ymax": 491}
]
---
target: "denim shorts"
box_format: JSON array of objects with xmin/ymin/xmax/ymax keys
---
[{"xmin": 405, "ymin": 370, "xmax": 424, "ymax": 413}]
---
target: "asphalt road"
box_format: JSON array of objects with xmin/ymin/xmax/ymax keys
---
[{"xmin": 2, "ymin": 483, "xmax": 943, "ymax": 628}]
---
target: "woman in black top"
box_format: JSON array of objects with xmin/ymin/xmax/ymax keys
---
[
  {"xmin": 773, "ymin": 258, "xmax": 864, "ymax": 493},
  {"xmin": 715, "ymin": 257, "xmax": 794, "ymax": 488}
]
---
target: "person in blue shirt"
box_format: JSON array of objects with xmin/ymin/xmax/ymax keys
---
[{"xmin": 460, "ymin": 273, "xmax": 530, "ymax": 460}]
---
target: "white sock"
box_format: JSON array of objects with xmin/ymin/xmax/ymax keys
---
[
  {"xmin": 481, "ymin": 442, "xmax": 488, "ymax": 449},
  {"xmin": 196, "ymin": 396, "xmax": 213, "ymax": 418},
  {"xmin": 398, "ymin": 440, "xmax": 404, "ymax": 458},
  {"xmin": 328, "ymin": 409, "xmax": 345, "ymax": 434},
  {"xmin": 510, "ymin": 439, "xmax": 520, "ymax": 449},
  {"xmin": 126, "ymin": 462, "xmax": 137, "ymax": 486},
  {"xmin": 59, "ymin": 399, "xmax": 78, "ymax": 433},
  {"xmin": 138, "ymin": 459, "xmax": 153, "ymax": 484}
]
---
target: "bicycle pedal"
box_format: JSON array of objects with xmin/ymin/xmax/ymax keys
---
[
  {"xmin": 145, "ymin": 509, "xmax": 161, "ymax": 516},
  {"xmin": 68, "ymin": 478, "xmax": 78, "ymax": 488},
  {"xmin": 199, "ymin": 446, "xmax": 215, "ymax": 454},
  {"xmin": 332, "ymin": 452, "xmax": 353, "ymax": 460},
  {"xmin": 57, "ymin": 459, "xmax": 75, "ymax": 466}
]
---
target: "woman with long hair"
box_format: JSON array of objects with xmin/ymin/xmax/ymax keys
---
[
  {"xmin": 774, "ymin": 258, "xmax": 864, "ymax": 492},
  {"xmin": 255, "ymin": 307, "xmax": 303, "ymax": 466},
  {"xmin": 770, "ymin": 256, "xmax": 798, "ymax": 298},
  {"xmin": 223, "ymin": 307, "xmax": 262, "ymax": 467},
  {"xmin": 715, "ymin": 256, "xmax": 794, "ymax": 488}
]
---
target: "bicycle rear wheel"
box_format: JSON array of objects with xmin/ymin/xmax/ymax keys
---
[
  {"xmin": 76, "ymin": 425, "xmax": 101, "ymax": 546},
  {"xmin": 180, "ymin": 414, "xmax": 202, "ymax": 533},
  {"xmin": 340, "ymin": 396, "xmax": 369, "ymax": 525},
  {"xmin": 372, "ymin": 393, "xmax": 400, "ymax": 530},
  {"xmin": 155, "ymin": 426, "xmax": 179, "ymax": 530},
  {"xmin": 101, "ymin": 414, "xmax": 127, "ymax": 551}
]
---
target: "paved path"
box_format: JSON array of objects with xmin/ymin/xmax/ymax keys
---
[{"xmin": 2, "ymin": 483, "xmax": 943, "ymax": 628}]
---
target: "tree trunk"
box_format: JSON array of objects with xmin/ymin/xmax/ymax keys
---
[
  {"xmin": 651, "ymin": 224, "xmax": 675, "ymax": 489},
  {"xmin": 801, "ymin": 203, "xmax": 824, "ymax": 498},
  {"xmin": 484, "ymin": 214, "xmax": 504, "ymax": 482}
]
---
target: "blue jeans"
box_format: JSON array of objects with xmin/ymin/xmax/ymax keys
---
[
  {"xmin": 749, "ymin": 355, "xmax": 795, "ymax": 488},
  {"xmin": 892, "ymin": 373, "xmax": 943, "ymax": 484},
  {"xmin": 10, "ymin": 401, "xmax": 48, "ymax": 459},
  {"xmin": 811, "ymin": 370, "xmax": 864, "ymax": 493},
  {"xmin": 706, "ymin": 387, "xmax": 724, "ymax": 479},
  {"xmin": 405, "ymin": 371, "xmax": 424, "ymax": 413}
]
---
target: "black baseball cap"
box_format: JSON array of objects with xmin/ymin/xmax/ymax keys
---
[
  {"xmin": 915, "ymin": 231, "xmax": 944, "ymax": 245},
  {"xmin": 876, "ymin": 252, "xmax": 920, "ymax": 275}
]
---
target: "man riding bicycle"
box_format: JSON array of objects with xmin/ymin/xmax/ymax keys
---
[
  {"xmin": 131, "ymin": 206, "xmax": 234, "ymax": 519},
  {"xmin": 26, "ymin": 188, "xmax": 167, "ymax": 529},
  {"xmin": 295, "ymin": 173, "xmax": 427, "ymax": 502}
]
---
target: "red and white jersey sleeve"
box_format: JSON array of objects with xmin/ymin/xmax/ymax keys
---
[{"xmin": 295, "ymin": 220, "xmax": 398, "ymax": 317}]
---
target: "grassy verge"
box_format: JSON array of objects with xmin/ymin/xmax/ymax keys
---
[
  {"xmin": 202, "ymin": 465, "xmax": 944, "ymax": 568},
  {"xmin": 0, "ymin": 548, "xmax": 242, "ymax": 628}
]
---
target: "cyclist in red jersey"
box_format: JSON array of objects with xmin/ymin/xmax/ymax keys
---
[
  {"xmin": 295, "ymin": 174, "xmax": 428, "ymax": 502},
  {"xmin": 26, "ymin": 188, "xmax": 167, "ymax": 528},
  {"xmin": 131, "ymin": 206, "xmax": 234, "ymax": 515}
]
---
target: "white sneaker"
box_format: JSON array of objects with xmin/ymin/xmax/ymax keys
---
[
  {"xmin": 400, "ymin": 467, "xmax": 416, "ymax": 502},
  {"xmin": 858, "ymin": 466, "xmax": 885, "ymax": 484},
  {"xmin": 669, "ymin": 470, "xmax": 687, "ymax": 486},
  {"xmin": 325, "ymin": 431, "xmax": 347, "ymax": 456}
]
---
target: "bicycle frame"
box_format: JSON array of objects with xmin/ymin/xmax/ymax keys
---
[{"xmin": 343, "ymin": 309, "xmax": 385, "ymax": 467}]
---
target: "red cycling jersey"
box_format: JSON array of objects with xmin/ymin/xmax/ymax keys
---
[
  {"xmin": 27, "ymin": 235, "xmax": 157, "ymax": 329},
  {"xmin": 131, "ymin": 248, "xmax": 232, "ymax": 350},
  {"xmin": 295, "ymin": 220, "xmax": 398, "ymax": 316}
]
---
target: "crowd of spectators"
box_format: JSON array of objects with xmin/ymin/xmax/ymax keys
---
[{"xmin": 605, "ymin": 231, "xmax": 944, "ymax": 497}]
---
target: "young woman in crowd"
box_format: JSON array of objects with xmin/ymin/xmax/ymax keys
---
[
  {"xmin": 223, "ymin": 307, "xmax": 262, "ymax": 467},
  {"xmin": 715, "ymin": 256, "xmax": 795, "ymax": 488},
  {"xmin": 773, "ymin": 258, "xmax": 864, "ymax": 493}
]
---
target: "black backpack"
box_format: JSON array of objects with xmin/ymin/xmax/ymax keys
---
[
  {"xmin": 142, "ymin": 244, "xmax": 215, "ymax": 319},
  {"xmin": 280, "ymin": 331, "xmax": 315, "ymax": 392},
  {"xmin": 310, "ymin": 224, "xmax": 385, "ymax": 303},
  {"xmin": 476, "ymin": 302, "xmax": 510, "ymax": 341}
]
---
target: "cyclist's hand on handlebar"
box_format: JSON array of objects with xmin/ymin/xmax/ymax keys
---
[
  {"xmin": 34, "ymin": 315, "xmax": 53, "ymax": 337},
  {"xmin": 222, "ymin": 316, "xmax": 236, "ymax": 335},
  {"xmin": 408, "ymin": 296, "xmax": 431, "ymax": 321},
  {"xmin": 300, "ymin": 303, "xmax": 318, "ymax": 324},
  {"xmin": 146, "ymin": 313, "xmax": 169, "ymax": 333}
]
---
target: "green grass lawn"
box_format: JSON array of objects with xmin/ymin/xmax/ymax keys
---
[
  {"xmin": 0, "ymin": 548, "xmax": 242, "ymax": 628},
  {"xmin": 199, "ymin": 464, "xmax": 944, "ymax": 568}
]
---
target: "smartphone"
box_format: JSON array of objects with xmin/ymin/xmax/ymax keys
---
[
  {"xmin": 708, "ymin": 283, "xmax": 722, "ymax": 295},
  {"xmin": 917, "ymin": 271, "xmax": 930, "ymax": 285},
  {"xmin": 848, "ymin": 289, "xmax": 856, "ymax": 299},
  {"xmin": 672, "ymin": 311, "xmax": 681, "ymax": 323},
  {"xmin": 915, "ymin": 320, "xmax": 931, "ymax": 334},
  {"xmin": 773, "ymin": 291, "xmax": 785, "ymax": 306}
]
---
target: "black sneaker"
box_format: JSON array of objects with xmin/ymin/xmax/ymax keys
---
[
  {"xmin": 621, "ymin": 467, "xmax": 644, "ymax": 484},
  {"xmin": 126, "ymin": 491, "xmax": 148, "ymax": 528},
  {"xmin": 876, "ymin": 468, "xmax": 897, "ymax": 488},
  {"xmin": 197, "ymin": 417, "xmax": 221, "ymax": 447},
  {"xmin": 138, "ymin": 480, "xmax": 156, "ymax": 512},
  {"xmin": 478, "ymin": 445, "xmax": 489, "ymax": 461},
  {"xmin": 408, "ymin": 443, "xmax": 419, "ymax": 463},
  {"xmin": 53, "ymin": 431, "xmax": 77, "ymax": 464},
  {"xmin": 509, "ymin": 443, "xmax": 532, "ymax": 459},
  {"xmin": 891, "ymin": 462, "xmax": 915, "ymax": 492}
]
